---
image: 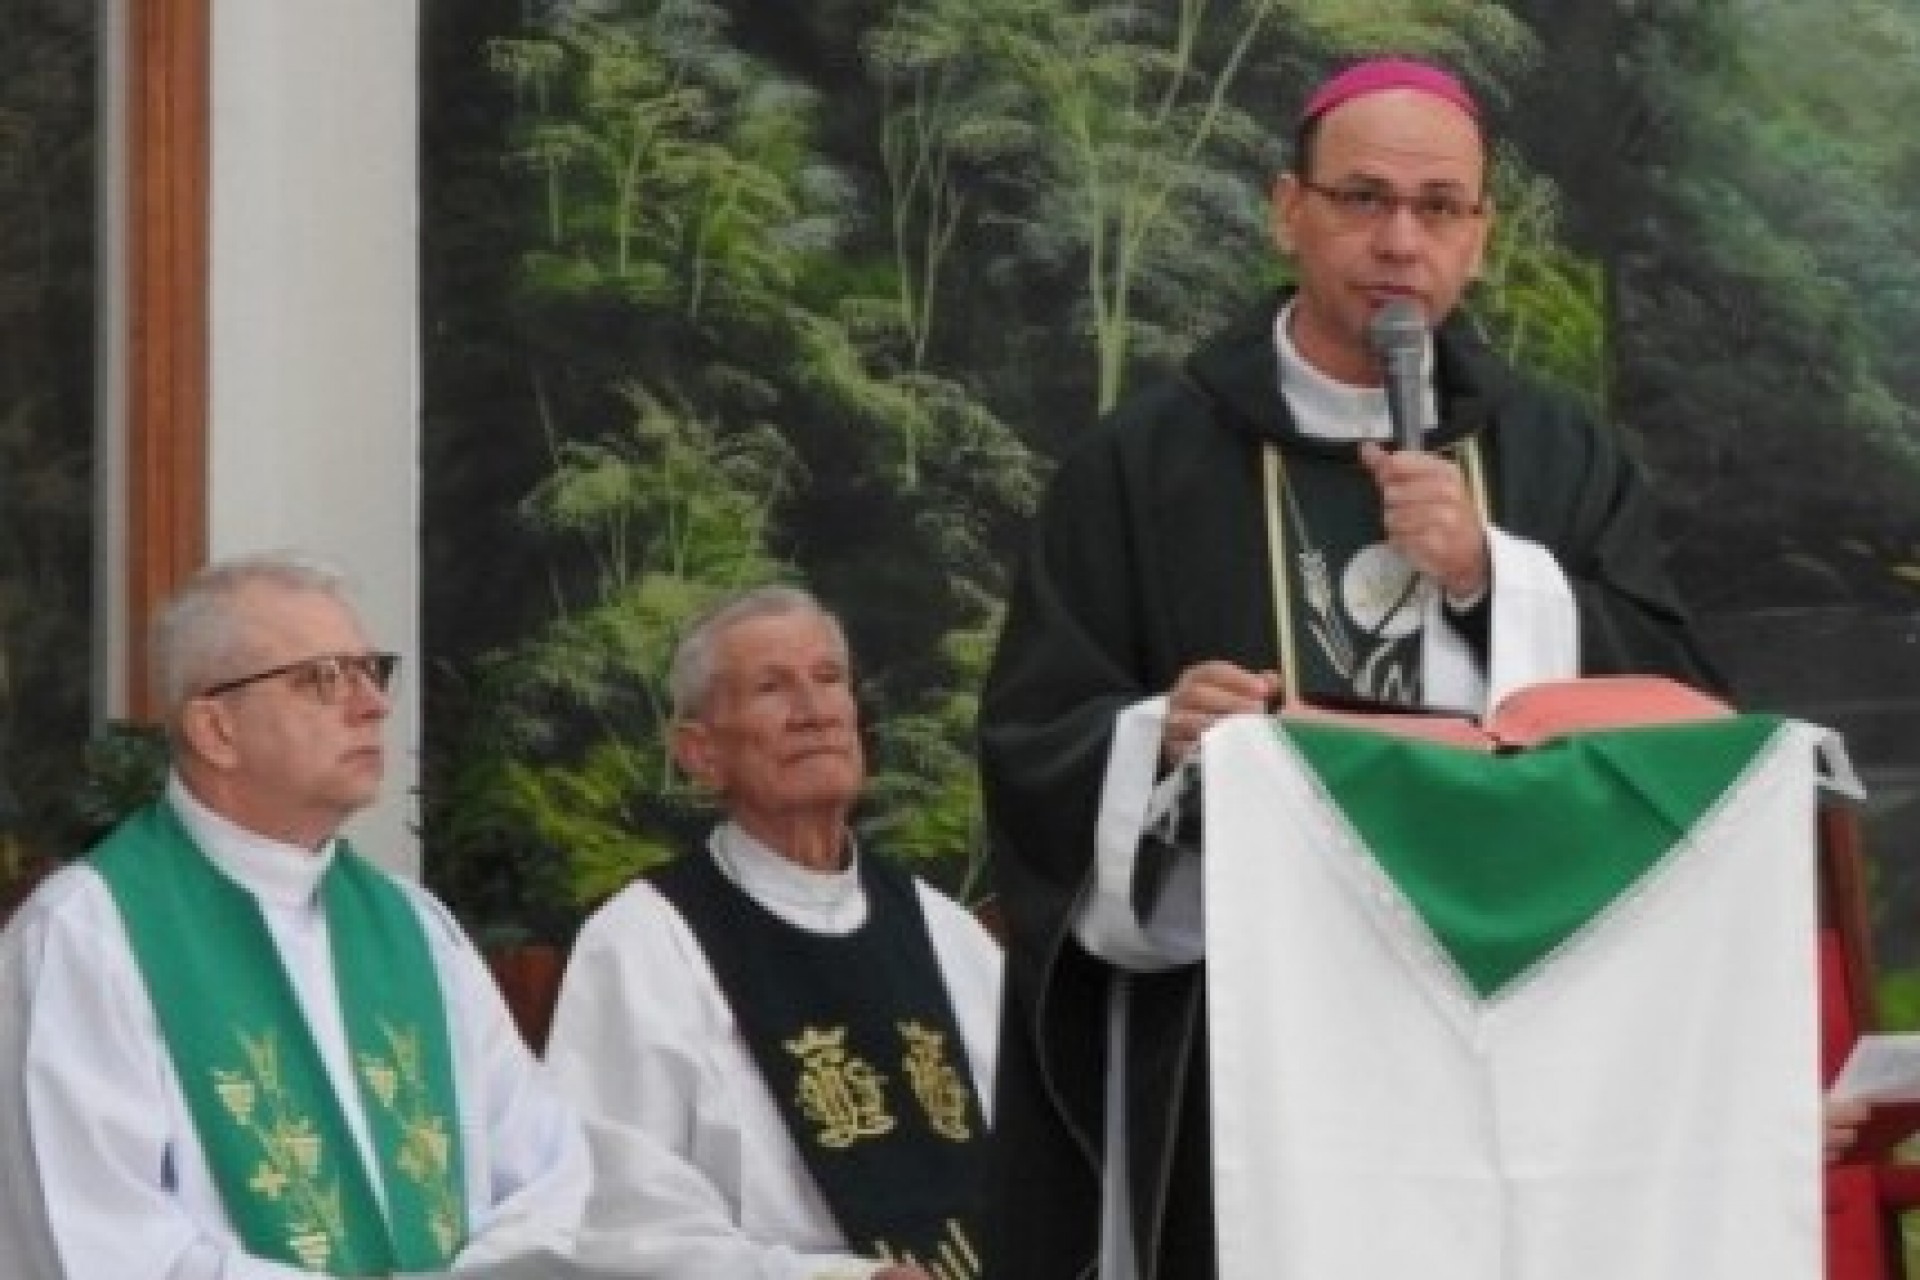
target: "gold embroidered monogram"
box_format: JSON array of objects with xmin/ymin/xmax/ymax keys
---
[
  {"xmin": 214, "ymin": 1029, "xmax": 350, "ymax": 1271},
  {"xmin": 898, "ymin": 1020, "xmax": 973, "ymax": 1142},
  {"xmin": 877, "ymin": 1218, "xmax": 984, "ymax": 1280},
  {"xmin": 786, "ymin": 1024, "xmax": 895, "ymax": 1148},
  {"xmin": 359, "ymin": 1020, "xmax": 465, "ymax": 1258}
]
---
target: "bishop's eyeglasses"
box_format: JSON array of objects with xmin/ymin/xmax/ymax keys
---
[
  {"xmin": 1300, "ymin": 179, "xmax": 1486, "ymax": 234},
  {"xmin": 198, "ymin": 652, "xmax": 402, "ymax": 705}
]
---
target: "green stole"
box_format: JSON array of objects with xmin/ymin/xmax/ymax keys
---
[{"xmin": 91, "ymin": 802, "xmax": 468, "ymax": 1275}]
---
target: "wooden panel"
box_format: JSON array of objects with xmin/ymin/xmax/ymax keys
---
[{"xmin": 125, "ymin": 0, "xmax": 209, "ymax": 718}]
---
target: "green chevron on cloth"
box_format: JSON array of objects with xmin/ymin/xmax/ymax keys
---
[{"xmin": 1200, "ymin": 714, "xmax": 1825, "ymax": 1280}]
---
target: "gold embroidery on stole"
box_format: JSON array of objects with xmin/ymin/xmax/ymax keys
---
[
  {"xmin": 786, "ymin": 1025, "xmax": 895, "ymax": 1147},
  {"xmin": 897, "ymin": 1020, "xmax": 973, "ymax": 1141},
  {"xmin": 214, "ymin": 1028, "xmax": 349, "ymax": 1271},
  {"xmin": 358, "ymin": 1019, "xmax": 465, "ymax": 1258},
  {"xmin": 877, "ymin": 1218, "xmax": 984, "ymax": 1280}
]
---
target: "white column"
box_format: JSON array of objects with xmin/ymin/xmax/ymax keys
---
[{"xmin": 204, "ymin": 0, "xmax": 422, "ymax": 872}]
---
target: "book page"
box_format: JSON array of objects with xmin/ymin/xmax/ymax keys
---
[
  {"xmin": 1485, "ymin": 676, "xmax": 1731, "ymax": 749},
  {"xmin": 1281, "ymin": 698, "xmax": 1491, "ymax": 751},
  {"xmin": 1280, "ymin": 676, "xmax": 1732, "ymax": 752}
]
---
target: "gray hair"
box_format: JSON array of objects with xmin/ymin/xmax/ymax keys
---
[
  {"xmin": 668, "ymin": 584, "xmax": 848, "ymax": 719},
  {"xmin": 151, "ymin": 550, "xmax": 355, "ymax": 714}
]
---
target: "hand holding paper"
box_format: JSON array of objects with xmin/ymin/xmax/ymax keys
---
[
  {"xmin": 1831, "ymin": 1035, "xmax": 1920, "ymax": 1159},
  {"xmin": 1833, "ymin": 1035, "xmax": 1920, "ymax": 1104}
]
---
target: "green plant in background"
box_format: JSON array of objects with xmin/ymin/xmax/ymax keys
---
[
  {"xmin": 859, "ymin": 602, "xmax": 1002, "ymax": 907},
  {"xmin": 0, "ymin": 0, "xmax": 97, "ymax": 895},
  {"xmin": 421, "ymin": 380, "xmax": 796, "ymax": 939},
  {"xmin": 1882, "ymin": 970, "xmax": 1920, "ymax": 1032},
  {"xmin": 415, "ymin": 658, "xmax": 581, "ymax": 948},
  {"xmin": 2, "ymin": 719, "xmax": 167, "ymax": 921},
  {"xmin": 890, "ymin": 0, "xmax": 1289, "ymax": 417},
  {"xmin": 1469, "ymin": 148, "xmax": 1607, "ymax": 414},
  {"xmin": 65, "ymin": 720, "xmax": 170, "ymax": 844}
]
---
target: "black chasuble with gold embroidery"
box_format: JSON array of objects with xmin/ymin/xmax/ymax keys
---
[{"xmin": 650, "ymin": 849, "xmax": 987, "ymax": 1278}]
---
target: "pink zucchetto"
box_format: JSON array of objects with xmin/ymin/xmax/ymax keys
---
[{"xmin": 1300, "ymin": 57, "xmax": 1480, "ymax": 125}]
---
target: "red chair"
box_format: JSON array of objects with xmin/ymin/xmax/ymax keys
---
[
  {"xmin": 1822, "ymin": 804, "xmax": 1917, "ymax": 1279},
  {"xmin": 487, "ymin": 942, "xmax": 567, "ymax": 1054}
]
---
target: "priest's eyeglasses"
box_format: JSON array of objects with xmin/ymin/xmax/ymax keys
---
[
  {"xmin": 199, "ymin": 652, "xmax": 402, "ymax": 705},
  {"xmin": 1301, "ymin": 179, "xmax": 1486, "ymax": 233}
]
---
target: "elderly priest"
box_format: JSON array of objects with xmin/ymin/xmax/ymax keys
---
[{"xmin": 545, "ymin": 585, "xmax": 1002, "ymax": 1280}]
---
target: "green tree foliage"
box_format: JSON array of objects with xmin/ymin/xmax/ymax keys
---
[
  {"xmin": 861, "ymin": 0, "xmax": 1040, "ymax": 371},
  {"xmin": 422, "ymin": 381, "xmax": 795, "ymax": 934},
  {"xmin": 1590, "ymin": 0, "xmax": 1920, "ymax": 611},
  {"xmin": 1468, "ymin": 150, "xmax": 1607, "ymax": 412},
  {"xmin": 956, "ymin": 0, "xmax": 1291, "ymax": 414},
  {"xmin": 424, "ymin": 0, "xmax": 1038, "ymax": 931}
]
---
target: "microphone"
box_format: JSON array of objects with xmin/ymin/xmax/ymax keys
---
[{"xmin": 1366, "ymin": 299, "xmax": 1428, "ymax": 452}]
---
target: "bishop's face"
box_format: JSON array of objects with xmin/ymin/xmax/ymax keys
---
[
  {"xmin": 674, "ymin": 609, "xmax": 866, "ymax": 837},
  {"xmin": 1273, "ymin": 86, "xmax": 1492, "ymax": 385}
]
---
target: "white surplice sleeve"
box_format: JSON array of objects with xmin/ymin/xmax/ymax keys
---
[
  {"xmin": 1423, "ymin": 524, "xmax": 1579, "ymax": 713},
  {"xmin": 1071, "ymin": 696, "xmax": 1207, "ymax": 972},
  {"xmin": 0, "ymin": 866, "xmax": 321, "ymax": 1280},
  {"xmin": 913, "ymin": 882, "xmax": 1003, "ymax": 1123},
  {"xmin": 398, "ymin": 884, "xmax": 592, "ymax": 1268}
]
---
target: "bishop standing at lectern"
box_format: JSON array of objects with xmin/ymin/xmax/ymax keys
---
[{"xmin": 977, "ymin": 56, "xmax": 1723, "ymax": 1280}]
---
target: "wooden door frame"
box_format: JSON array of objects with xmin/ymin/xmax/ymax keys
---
[{"xmin": 125, "ymin": 0, "xmax": 209, "ymax": 718}]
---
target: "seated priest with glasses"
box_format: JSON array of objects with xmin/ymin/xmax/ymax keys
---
[{"xmin": 0, "ymin": 551, "xmax": 590, "ymax": 1279}]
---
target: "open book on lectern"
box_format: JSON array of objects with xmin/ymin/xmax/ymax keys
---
[
  {"xmin": 1279, "ymin": 674, "xmax": 1733, "ymax": 751},
  {"xmin": 1283, "ymin": 674, "xmax": 1861, "ymax": 800},
  {"xmin": 1146, "ymin": 674, "xmax": 1863, "ymax": 851}
]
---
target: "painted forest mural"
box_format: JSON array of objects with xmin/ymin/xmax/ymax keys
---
[
  {"xmin": 419, "ymin": 0, "xmax": 1920, "ymax": 1001},
  {"xmin": 0, "ymin": 0, "xmax": 94, "ymax": 912}
]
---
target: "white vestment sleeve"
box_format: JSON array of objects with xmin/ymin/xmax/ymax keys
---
[
  {"xmin": 913, "ymin": 883, "xmax": 1004, "ymax": 1123},
  {"xmin": 401, "ymin": 887, "xmax": 591, "ymax": 1267},
  {"xmin": 569, "ymin": 1118, "xmax": 886, "ymax": 1280},
  {"xmin": 1071, "ymin": 697, "xmax": 1205, "ymax": 970},
  {"xmin": 1422, "ymin": 525, "xmax": 1579, "ymax": 714},
  {"xmin": 0, "ymin": 868, "xmax": 325, "ymax": 1280}
]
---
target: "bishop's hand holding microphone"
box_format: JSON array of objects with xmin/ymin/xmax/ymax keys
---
[{"xmin": 1359, "ymin": 297, "xmax": 1491, "ymax": 602}]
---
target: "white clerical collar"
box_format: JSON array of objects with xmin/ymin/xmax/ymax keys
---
[
  {"xmin": 1272, "ymin": 299, "xmax": 1435, "ymax": 443},
  {"xmin": 709, "ymin": 820, "xmax": 865, "ymax": 928},
  {"xmin": 166, "ymin": 772, "xmax": 340, "ymax": 909}
]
